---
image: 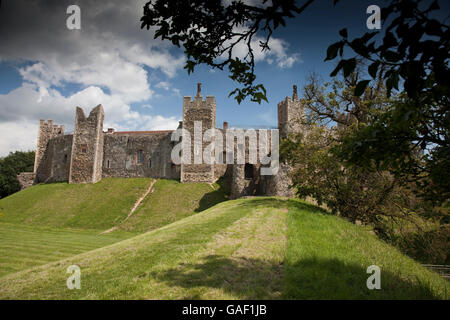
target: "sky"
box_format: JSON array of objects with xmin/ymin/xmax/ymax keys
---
[{"xmin": 0, "ymin": 0, "xmax": 448, "ymax": 156}]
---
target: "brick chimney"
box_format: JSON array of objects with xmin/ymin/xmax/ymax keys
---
[{"xmin": 223, "ymin": 121, "xmax": 228, "ymax": 130}]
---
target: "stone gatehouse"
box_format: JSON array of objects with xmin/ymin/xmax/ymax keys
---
[{"xmin": 18, "ymin": 84, "xmax": 305, "ymax": 199}]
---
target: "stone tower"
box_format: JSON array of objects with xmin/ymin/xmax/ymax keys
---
[
  {"xmin": 34, "ymin": 120, "xmax": 64, "ymax": 173},
  {"xmin": 277, "ymin": 85, "xmax": 305, "ymax": 139},
  {"xmin": 181, "ymin": 83, "xmax": 216, "ymax": 182},
  {"xmin": 69, "ymin": 105, "xmax": 104, "ymax": 184}
]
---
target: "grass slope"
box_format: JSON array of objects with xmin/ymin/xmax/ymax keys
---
[
  {"xmin": 0, "ymin": 177, "xmax": 229, "ymax": 277},
  {"xmin": 117, "ymin": 178, "xmax": 229, "ymax": 232},
  {"xmin": 0, "ymin": 198, "xmax": 447, "ymax": 299},
  {"xmin": 0, "ymin": 223, "xmax": 134, "ymax": 278},
  {"xmin": 0, "ymin": 178, "xmax": 229, "ymax": 233},
  {"xmin": 0, "ymin": 178, "xmax": 152, "ymax": 230}
]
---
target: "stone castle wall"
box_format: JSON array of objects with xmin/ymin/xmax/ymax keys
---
[
  {"xmin": 34, "ymin": 120, "xmax": 64, "ymax": 173},
  {"xmin": 17, "ymin": 172, "xmax": 36, "ymax": 190},
  {"xmin": 69, "ymin": 105, "xmax": 104, "ymax": 184},
  {"xmin": 102, "ymin": 131, "xmax": 179, "ymax": 179},
  {"xmin": 21, "ymin": 84, "xmax": 305, "ymax": 200},
  {"xmin": 278, "ymin": 85, "xmax": 305, "ymax": 139},
  {"xmin": 181, "ymin": 84, "xmax": 216, "ymax": 183},
  {"xmin": 35, "ymin": 134, "xmax": 73, "ymax": 183}
]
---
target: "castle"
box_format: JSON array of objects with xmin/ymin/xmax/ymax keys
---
[{"xmin": 17, "ymin": 84, "xmax": 305, "ymax": 199}]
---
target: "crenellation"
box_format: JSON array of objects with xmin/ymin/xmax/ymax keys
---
[
  {"xmin": 278, "ymin": 85, "xmax": 306, "ymax": 139},
  {"xmin": 181, "ymin": 83, "xmax": 216, "ymax": 183},
  {"xmin": 22, "ymin": 84, "xmax": 302, "ymax": 199}
]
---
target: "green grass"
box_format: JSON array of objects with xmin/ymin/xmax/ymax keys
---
[
  {"xmin": 0, "ymin": 178, "xmax": 152, "ymax": 230},
  {"xmin": 0, "ymin": 177, "xmax": 229, "ymax": 279},
  {"xmin": 0, "ymin": 223, "xmax": 135, "ymax": 278},
  {"xmin": 0, "ymin": 177, "xmax": 229, "ymax": 233},
  {"xmin": 0, "ymin": 198, "xmax": 447, "ymax": 299},
  {"xmin": 117, "ymin": 178, "xmax": 229, "ymax": 232}
]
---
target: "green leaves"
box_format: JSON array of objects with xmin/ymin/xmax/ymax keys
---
[
  {"xmin": 368, "ymin": 61, "xmax": 380, "ymax": 79},
  {"xmin": 330, "ymin": 58, "xmax": 356, "ymax": 77},
  {"xmin": 339, "ymin": 28, "xmax": 347, "ymax": 38},
  {"xmin": 386, "ymin": 71, "xmax": 399, "ymax": 94},
  {"xmin": 140, "ymin": 0, "xmax": 316, "ymax": 104},
  {"xmin": 354, "ymin": 80, "xmax": 371, "ymax": 96},
  {"xmin": 325, "ymin": 41, "xmax": 344, "ymax": 61},
  {"xmin": 342, "ymin": 58, "xmax": 356, "ymax": 77},
  {"xmin": 184, "ymin": 60, "xmax": 196, "ymax": 75},
  {"xmin": 0, "ymin": 151, "xmax": 35, "ymax": 199}
]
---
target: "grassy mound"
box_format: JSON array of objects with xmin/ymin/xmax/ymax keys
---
[
  {"xmin": 0, "ymin": 178, "xmax": 229, "ymax": 233},
  {"xmin": 0, "ymin": 178, "xmax": 152, "ymax": 230},
  {"xmin": 0, "ymin": 223, "xmax": 134, "ymax": 278},
  {"xmin": 117, "ymin": 178, "xmax": 229, "ymax": 232},
  {"xmin": 0, "ymin": 177, "xmax": 229, "ymax": 278},
  {"xmin": 0, "ymin": 198, "xmax": 447, "ymax": 299}
]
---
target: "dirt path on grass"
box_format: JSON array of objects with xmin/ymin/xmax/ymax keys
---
[{"xmin": 101, "ymin": 179, "xmax": 156, "ymax": 234}]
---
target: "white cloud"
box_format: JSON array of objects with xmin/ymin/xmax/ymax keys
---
[
  {"xmin": 225, "ymin": 26, "xmax": 301, "ymax": 69},
  {"xmin": 155, "ymin": 81, "xmax": 171, "ymax": 91},
  {"xmin": 155, "ymin": 81, "xmax": 182, "ymax": 97},
  {"xmin": 0, "ymin": 121, "xmax": 39, "ymax": 157},
  {"xmin": 0, "ymin": 0, "xmax": 297, "ymax": 156},
  {"xmin": 0, "ymin": 83, "xmax": 180, "ymax": 156},
  {"xmin": 0, "ymin": 0, "xmax": 185, "ymax": 156}
]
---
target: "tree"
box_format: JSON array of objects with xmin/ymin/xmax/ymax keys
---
[
  {"xmin": 141, "ymin": 0, "xmax": 449, "ymax": 206},
  {"xmin": 0, "ymin": 151, "xmax": 35, "ymax": 199},
  {"xmin": 140, "ymin": 0, "xmax": 317, "ymax": 103},
  {"xmin": 281, "ymin": 74, "xmax": 425, "ymax": 232},
  {"xmin": 326, "ymin": 0, "xmax": 449, "ymax": 206}
]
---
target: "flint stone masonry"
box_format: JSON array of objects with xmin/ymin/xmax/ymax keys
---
[
  {"xmin": 181, "ymin": 84, "xmax": 216, "ymax": 183},
  {"xmin": 17, "ymin": 172, "xmax": 36, "ymax": 190},
  {"xmin": 34, "ymin": 120, "xmax": 64, "ymax": 173},
  {"xmin": 19, "ymin": 84, "xmax": 306, "ymax": 200},
  {"xmin": 262, "ymin": 163, "xmax": 294, "ymax": 197},
  {"xmin": 278, "ymin": 85, "xmax": 305, "ymax": 139},
  {"xmin": 36, "ymin": 134, "xmax": 73, "ymax": 183},
  {"xmin": 102, "ymin": 131, "xmax": 178, "ymax": 179},
  {"xmin": 69, "ymin": 105, "xmax": 104, "ymax": 184}
]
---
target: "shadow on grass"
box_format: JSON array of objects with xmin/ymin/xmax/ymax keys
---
[
  {"xmin": 194, "ymin": 177, "xmax": 231, "ymax": 213},
  {"xmin": 148, "ymin": 254, "xmax": 442, "ymax": 299},
  {"xmin": 150, "ymin": 255, "xmax": 284, "ymax": 299},
  {"xmin": 228, "ymin": 197, "xmax": 329, "ymax": 215}
]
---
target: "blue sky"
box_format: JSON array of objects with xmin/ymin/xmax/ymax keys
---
[{"xmin": 0, "ymin": 0, "xmax": 448, "ymax": 156}]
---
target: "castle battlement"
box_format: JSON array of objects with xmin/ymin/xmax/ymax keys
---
[{"xmin": 23, "ymin": 84, "xmax": 305, "ymax": 199}]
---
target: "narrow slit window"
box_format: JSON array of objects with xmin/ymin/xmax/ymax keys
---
[
  {"xmin": 137, "ymin": 150, "xmax": 144, "ymax": 164},
  {"xmin": 244, "ymin": 163, "xmax": 254, "ymax": 180}
]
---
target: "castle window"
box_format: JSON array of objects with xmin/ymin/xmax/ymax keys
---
[
  {"xmin": 106, "ymin": 160, "xmax": 111, "ymax": 168},
  {"xmin": 148, "ymin": 159, "xmax": 152, "ymax": 168},
  {"xmin": 137, "ymin": 150, "xmax": 144, "ymax": 164},
  {"xmin": 244, "ymin": 163, "xmax": 254, "ymax": 180},
  {"xmin": 79, "ymin": 144, "xmax": 87, "ymax": 154},
  {"xmin": 63, "ymin": 154, "xmax": 68, "ymax": 163}
]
